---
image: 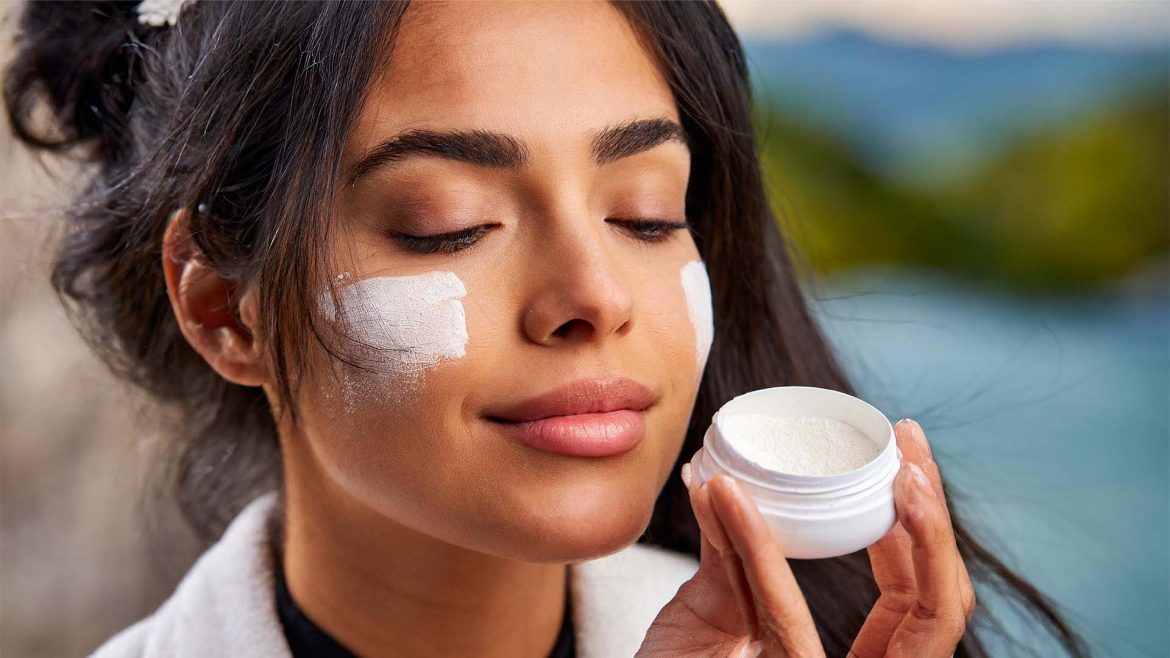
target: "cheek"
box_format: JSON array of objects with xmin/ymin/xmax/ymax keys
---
[
  {"xmin": 300, "ymin": 268, "xmax": 485, "ymax": 525},
  {"xmin": 316, "ymin": 270, "xmax": 470, "ymax": 411},
  {"xmin": 680, "ymin": 259, "xmax": 715, "ymax": 373}
]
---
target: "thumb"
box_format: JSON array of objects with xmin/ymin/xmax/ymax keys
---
[{"xmin": 685, "ymin": 464, "xmax": 761, "ymax": 639}]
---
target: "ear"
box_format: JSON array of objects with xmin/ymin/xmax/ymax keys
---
[{"xmin": 162, "ymin": 207, "xmax": 268, "ymax": 387}]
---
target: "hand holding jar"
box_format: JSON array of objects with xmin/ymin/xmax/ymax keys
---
[{"xmin": 637, "ymin": 389, "xmax": 975, "ymax": 657}]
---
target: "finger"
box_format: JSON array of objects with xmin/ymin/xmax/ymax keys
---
[
  {"xmin": 689, "ymin": 473, "xmax": 730, "ymax": 556},
  {"xmin": 852, "ymin": 422, "xmax": 936, "ymax": 657},
  {"xmin": 896, "ymin": 419, "xmax": 976, "ymax": 621},
  {"xmin": 721, "ymin": 539, "xmax": 762, "ymax": 642},
  {"xmin": 849, "ymin": 521, "xmax": 917, "ymax": 658},
  {"xmin": 708, "ymin": 475, "xmax": 824, "ymax": 657},
  {"xmin": 886, "ymin": 462, "xmax": 967, "ymax": 657},
  {"xmin": 895, "ymin": 419, "xmax": 946, "ymax": 516},
  {"xmin": 690, "ymin": 478, "xmax": 760, "ymax": 638}
]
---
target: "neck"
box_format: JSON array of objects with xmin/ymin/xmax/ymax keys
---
[{"xmin": 279, "ymin": 442, "xmax": 568, "ymax": 658}]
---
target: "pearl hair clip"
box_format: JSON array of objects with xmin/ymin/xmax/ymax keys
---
[{"xmin": 135, "ymin": 0, "xmax": 199, "ymax": 27}]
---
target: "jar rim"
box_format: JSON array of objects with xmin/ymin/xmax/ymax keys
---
[
  {"xmin": 692, "ymin": 443, "xmax": 901, "ymax": 516},
  {"xmin": 704, "ymin": 386, "xmax": 899, "ymax": 494}
]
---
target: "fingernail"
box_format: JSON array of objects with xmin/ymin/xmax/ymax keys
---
[
  {"xmin": 903, "ymin": 418, "xmax": 934, "ymax": 455},
  {"xmin": 681, "ymin": 462, "xmax": 693, "ymax": 490}
]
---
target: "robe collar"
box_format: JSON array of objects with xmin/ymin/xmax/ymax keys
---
[{"xmin": 91, "ymin": 490, "xmax": 699, "ymax": 658}]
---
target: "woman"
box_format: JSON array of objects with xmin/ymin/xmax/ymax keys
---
[{"xmin": 4, "ymin": 1, "xmax": 1086, "ymax": 656}]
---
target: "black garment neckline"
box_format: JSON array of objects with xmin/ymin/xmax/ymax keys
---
[{"xmin": 273, "ymin": 559, "xmax": 576, "ymax": 658}]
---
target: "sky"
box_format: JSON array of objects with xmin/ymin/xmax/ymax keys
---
[{"xmin": 717, "ymin": 0, "xmax": 1170, "ymax": 51}]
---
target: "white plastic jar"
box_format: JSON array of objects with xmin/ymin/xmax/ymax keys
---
[{"xmin": 687, "ymin": 386, "xmax": 901, "ymax": 559}]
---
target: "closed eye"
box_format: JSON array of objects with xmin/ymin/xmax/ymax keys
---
[
  {"xmin": 390, "ymin": 224, "xmax": 499, "ymax": 255},
  {"xmin": 389, "ymin": 217, "xmax": 689, "ymax": 255},
  {"xmin": 608, "ymin": 218, "xmax": 690, "ymax": 243}
]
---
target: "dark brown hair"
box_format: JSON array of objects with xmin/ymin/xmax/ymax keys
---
[{"xmin": 4, "ymin": 1, "xmax": 1087, "ymax": 655}]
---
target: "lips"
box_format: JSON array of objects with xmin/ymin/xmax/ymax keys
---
[
  {"xmin": 485, "ymin": 376, "xmax": 656, "ymax": 423},
  {"xmin": 485, "ymin": 377, "xmax": 656, "ymax": 457}
]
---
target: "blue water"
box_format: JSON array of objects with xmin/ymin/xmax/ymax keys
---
[{"xmin": 807, "ymin": 267, "xmax": 1169, "ymax": 657}]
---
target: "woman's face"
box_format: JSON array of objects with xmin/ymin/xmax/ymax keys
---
[{"xmin": 292, "ymin": 0, "xmax": 712, "ymax": 562}]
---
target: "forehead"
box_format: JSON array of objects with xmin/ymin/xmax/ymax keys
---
[{"xmin": 347, "ymin": 0, "xmax": 679, "ymax": 159}]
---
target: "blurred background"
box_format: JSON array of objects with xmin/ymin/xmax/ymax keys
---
[{"xmin": 2, "ymin": 1, "xmax": 1167, "ymax": 656}]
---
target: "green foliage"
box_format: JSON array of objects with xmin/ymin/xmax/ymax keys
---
[{"xmin": 755, "ymin": 82, "xmax": 1169, "ymax": 292}]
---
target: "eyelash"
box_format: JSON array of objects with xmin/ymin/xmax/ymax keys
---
[
  {"xmin": 611, "ymin": 218, "xmax": 691, "ymax": 244},
  {"xmin": 391, "ymin": 224, "xmax": 496, "ymax": 255},
  {"xmin": 390, "ymin": 219, "xmax": 689, "ymax": 255}
]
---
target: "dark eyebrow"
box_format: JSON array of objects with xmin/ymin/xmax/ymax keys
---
[
  {"xmin": 591, "ymin": 118, "xmax": 692, "ymax": 166},
  {"xmin": 343, "ymin": 117, "xmax": 691, "ymax": 187}
]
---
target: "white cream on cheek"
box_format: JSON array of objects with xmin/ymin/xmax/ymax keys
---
[
  {"xmin": 317, "ymin": 270, "xmax": 469, "ymax": 408},
  {"xmin": 680, "ymin": 259, "xmax": 715, "ymax": 373}
]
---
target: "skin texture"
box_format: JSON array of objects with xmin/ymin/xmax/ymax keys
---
[
  {"xmin": 166, "ymin": 1, "xmax": 702, "ymax": 656},
  {"xmin": 161, "ymin": 1, "xmax": 972, "ymax": 656}
]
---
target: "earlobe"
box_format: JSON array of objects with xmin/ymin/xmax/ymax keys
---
[{"xmin": 162, "ymin": 208, "xmax": 269, "ymax": 388}]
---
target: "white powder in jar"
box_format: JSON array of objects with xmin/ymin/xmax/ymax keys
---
[{"xmin": 721, "ymin": 413, "xmax": 880, "ymax": 476}]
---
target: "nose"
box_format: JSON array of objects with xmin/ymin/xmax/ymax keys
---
[{"xmin": 522, "ymin": 211, "xmax": 635, "ymax": 347}]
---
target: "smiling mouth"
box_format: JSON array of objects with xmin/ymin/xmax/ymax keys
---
[
  {"xmin": 487, "ymin": 410, "xmax": 647, "ymax": 458},
  {"xmin": 484, "ymin": 376, "xmax": 656, "ymax": 457}
]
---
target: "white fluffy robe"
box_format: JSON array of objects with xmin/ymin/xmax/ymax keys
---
[{"xmin": 88, "ymin": 492, "xmax": 699, "ymax": 658}]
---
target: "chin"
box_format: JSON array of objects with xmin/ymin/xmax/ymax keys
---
[{"xmin": 499, "ymin": 487, "xmax": 658, "ymax": 563}]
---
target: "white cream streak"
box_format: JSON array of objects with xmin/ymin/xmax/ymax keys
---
[
  {"xmin": 318, "ymin": 270, "xmax": 469, "ymax": 373},
  {"xmin": 680, "ymin": 259, "xmax": 714, "ymax": 372}
]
